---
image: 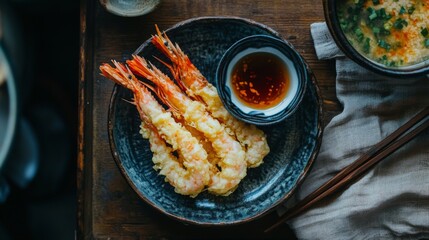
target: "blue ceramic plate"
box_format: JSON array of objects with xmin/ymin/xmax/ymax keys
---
[{"xmin": 108, "ymin": 16, "xmax": 323, "ymax": 225}]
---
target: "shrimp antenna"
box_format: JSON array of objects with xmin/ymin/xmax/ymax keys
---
[
  {"xmin": 121, "ymin": 98, "xmax": 135, "ymax": 105},
  {"xmin": 152, "ymin": 55, "xmax": 185, "ymax": 90}
]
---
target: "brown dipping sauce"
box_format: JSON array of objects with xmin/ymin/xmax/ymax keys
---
[{"xmin": 231, "ymin": 52, "xmax": 290, "ymax": 110}]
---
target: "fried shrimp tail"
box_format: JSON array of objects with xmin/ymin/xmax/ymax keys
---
[
  {"xmin": 151, "ymin": 28, "xmax": 270, "ymax": 168},
  {"xmin": 99, "ymin": 61, "xmax": 212, "ymax": 197}
]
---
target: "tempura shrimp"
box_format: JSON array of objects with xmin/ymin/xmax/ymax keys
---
[
  {"xmin": 151, "ymin": 27, "xmax": 270, "ymax": 168},
  {"xmin": 127, "ymin": 55, "xmax": 247, "ymax": 196},
  {"xmin": 100, "ymin": 61, "xmax": 211, "ymax": 197},
  {"xmin": 182, "ymin": 122, "xmax": 221, "ymax": 173}
]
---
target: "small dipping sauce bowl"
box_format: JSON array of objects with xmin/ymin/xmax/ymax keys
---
[{"xmin": 216, "ymin": 35, "xmax": 308, "ymax": 125}]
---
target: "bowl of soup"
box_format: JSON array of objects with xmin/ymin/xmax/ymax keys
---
[{"xmin": 324, "ymin": 0, "xmax": 429, "ymax": 78}]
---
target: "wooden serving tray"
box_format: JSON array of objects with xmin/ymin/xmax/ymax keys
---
[{"xmin": 78, "ymin": 0, "xmax": 340, "ymax": 239}]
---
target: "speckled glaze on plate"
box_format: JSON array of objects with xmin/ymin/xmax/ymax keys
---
[{"xmin": 108, "ymin": 16, "xmax": 323, "ymax": 226}]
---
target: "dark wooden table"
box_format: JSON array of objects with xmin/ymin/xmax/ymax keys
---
[{"xmin": 78, "ymin": 0, "xmax": 340, "ymax": 239}]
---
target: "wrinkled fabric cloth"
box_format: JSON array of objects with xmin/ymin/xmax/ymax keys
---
[{"xmin": 279, "ymin": 22, "xmax": 429, "ymax": 240}]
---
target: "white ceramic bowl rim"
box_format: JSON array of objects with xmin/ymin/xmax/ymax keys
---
[
  {"xmin": 216, "ymin": 34, "xmax": 308, "ymax": 125},
  {"xmin": 225, "ymin": 46, "xmax": 300, "ymax": 116},
  {"xmin": 100, "ymin": 0, "xmax": 160, "ymax": 17}
]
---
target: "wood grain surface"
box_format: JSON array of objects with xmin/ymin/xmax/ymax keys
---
[{"xmin": 78, "ymin": 0, "xmax": 341, "ymax": 239}]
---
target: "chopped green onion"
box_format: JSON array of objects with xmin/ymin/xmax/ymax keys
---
[
  {"xmin": 399, "ymin": 6, "xmax": 406, "ymax": 14},
  {"xmin": 367, "ymin": 7, "xmax": 378, "ymax": 20},
  {"xmin": 355, "ymin": 28, "xmax": 363, "ymax": 35},
  {"xmin": 347, "ymin": 22, "xmax": 356, "ymax": 31},
  {"xmin": 354, "ymin": 0, "xmax": 364, "ymax": 8},
  {"xmin": 424, "ymin": 39, "xmax": 429, "ymax": 48},
  {"xmin": 381, "ymin": 29, "xmax": 391, "ymax": 35},
  {"xmin": 408, "ymin": 5, "xmax": 415, "ymax": 14},
  {"xmin": 421, "ymin": 28, "xmax": 428, "ymax": 37},
  {"xmin": 377, "ymin": 8, "xmax": 387, "ymax": 18},
  {"xmin": 363, "ymin": 38, "xmax": 371, "ymax": 53},
  {"xmin": 372, "ymin": 0, "xmax": 380, "ymax": 5},
  {"xmin": 373, "ymin": 27, "xmax": 380, "ymax": 34},
  {"xmin": 384, "ymin": 22, "xmax": 393, "ymax": 31},
  {"xmin": 355, "ymin": 28, "xmax": 364, "ymax": 42},
  {"xmin": 384, "ymin": 13, "xmax": 392, "ymax": 20},
  {"xmin": 378, "ymin": 55, "xmax": 389, "ymax": 65},
  {"xmin": 393, "ymin": 18, "xmax": 408, "ymax": 30},
  {"xmin": 378, "ymin": 40, "xmax": 391, "ymax": 50}
]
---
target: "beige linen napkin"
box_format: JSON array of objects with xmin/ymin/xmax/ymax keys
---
[{"xmin": 280, "ymin": 22, "xmax": 429, "ymax": 240}]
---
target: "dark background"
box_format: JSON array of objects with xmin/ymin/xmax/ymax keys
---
[{"xmin": 0, "ymin": 0, "xmax": 79, "ymax": 239}]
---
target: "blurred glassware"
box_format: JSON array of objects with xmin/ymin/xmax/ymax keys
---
[
  {"xmin": 2, "ymin": 118, "xmax": 39, "ymax": 189},
  {"xmin": 0, "ymin": 43, "xmax": 18, "ymax": 204},
  {"xmin": 24, "ymin": 103, "xmax": 70, "ymax": 199},
  {"xmin": 0, "ymin": 2, "xmax": 26, "ymax": 98},
  {"xmin": 0, "ymin": 1, "xmax": 39, "ymax": 203},
  {"xmin": 0, "ymin": 46, "xmax": 18, "ymax": 176},
  {"xmin": 99, "ymin": 0, "xmax": 160, "ymax": 17}
]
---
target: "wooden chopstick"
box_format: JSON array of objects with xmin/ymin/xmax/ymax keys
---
[{"xmin": 265, "ymin": 106, "xmax": 429, "ymax": 233}]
